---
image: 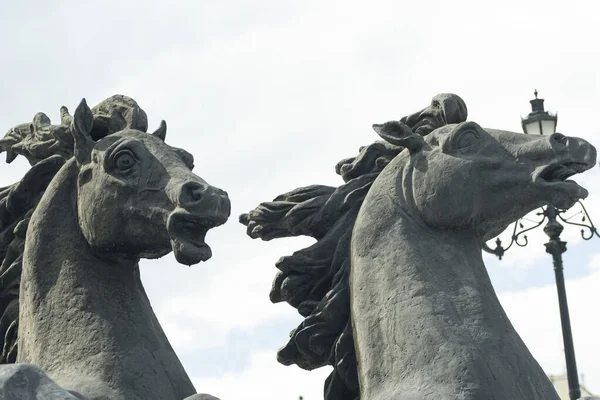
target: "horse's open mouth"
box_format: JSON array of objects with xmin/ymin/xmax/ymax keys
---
[
  {"xmin": 167, "ymin": 212, "xmax": 222, "ymax": 265},
  {"xmin": 413, "ymin": 116, "xmax": 440, "ymax": 135},
  {"xmin": 534, "ymin": 161, "xmax": 591, "ymax": 207},
  {"xmin": 539, "ymin": 161, "xmax": 589, "ymax": 182}
]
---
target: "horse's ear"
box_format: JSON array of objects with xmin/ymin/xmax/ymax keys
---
[
  {"xmin": 373, "ymin": 121, "xmax": 424, "ymax": 153},
  {"xmin": 71, "ymin": 99, "xmax": 95, "ymax": 164},
  {"xmin": 152, "ymin": 120, "xmax": 167, "ymax": 141}
]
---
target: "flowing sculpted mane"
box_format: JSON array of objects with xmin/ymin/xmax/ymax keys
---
[
  {"xmin": 240, "ymin": 94, "xmax": 468, "ymax": 400},
  {"xmin": 0, "ymin": 95, "xmax": 148, "ymax": 363}
]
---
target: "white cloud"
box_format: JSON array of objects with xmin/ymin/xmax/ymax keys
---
[
  {"xmin": 484, "ymin": 226, "xmax": 549, "ymax": 270},
  {"xmin": 193, "ymin": 350, "xmax": 332, "ymax": 400},
  {"xmin": 1, "ymin": 1, "xmax": 600, "ymax": 399},
  {"xmin": 589, "ymin": 254, "xmax": 600, "ymax": 272},
  {"xmin": 157, "ymin": 240, "xmax": 313, "ymax": 352},
  {"xmin": 499, "ymin": 270, "xmax": 600, "ymax": 394}
]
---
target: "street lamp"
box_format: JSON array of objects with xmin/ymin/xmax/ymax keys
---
[
  {"xmin": 521, "ymin": 89, "xmax": 558, "ymax": 135},
  {"xmin": 484, "ymin": 91, "xmax": 599, "ymax": 400}
]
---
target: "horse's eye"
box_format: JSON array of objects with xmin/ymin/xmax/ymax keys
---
[
  {"xmin": 457, "ymin": 130, "xmax": 479, "ymax": 149},
  {"xmin": 114, "ymin": 150, "xmax": 136, "ymax": 170}
]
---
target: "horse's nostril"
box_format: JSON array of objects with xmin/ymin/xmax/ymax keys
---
[
  {"xmin": 216, "ymin": 188, "xmax": 228, "ymax": 199},
  {"xmin": 551, "ymin": 133, "xmax": 568, "ymax": 146},
  {"xmin": 191, "ymin": 187, "xmax": 204, "ymax": 202},
  {"xmin": 180, "ymin": 182, "xmax": 207, "ymax": 207}
]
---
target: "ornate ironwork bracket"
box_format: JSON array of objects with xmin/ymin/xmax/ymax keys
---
[{"xmin": 483, "ymin": 200, "xmax": 599, "ymax": 260}]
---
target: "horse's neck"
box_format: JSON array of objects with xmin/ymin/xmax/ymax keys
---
[
  {"xmin": 352, "ymin": 203, "xmax": 501, "ymax": 342},
  {"xmin": 19, "ymin": 161, "xmax": 195, "ymax": 400},
  {"xmin": 350, "ymin": 184, "xmax": 558, "ymax": 400}
]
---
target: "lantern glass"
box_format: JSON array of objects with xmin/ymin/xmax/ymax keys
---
[
  {"xmin": 540, "ymin": 119, "xmax": 557, "ymax": 135},
  {"xmin": 524, "ymin": 121, "xmax": 541, "ymax": 135}
]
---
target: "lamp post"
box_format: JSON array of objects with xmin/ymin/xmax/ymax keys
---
[{"xmin": 484, "ymin": 91, "xmax": 598, "ymax": 400}]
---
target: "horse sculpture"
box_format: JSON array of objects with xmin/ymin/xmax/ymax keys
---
[
  {"xmin": 0, "ymin": 96, "xmax": 229, "ymax": 400},
  {"xmin": 241, "ymin": 94, "xmax": 596, "ymax": 400}
]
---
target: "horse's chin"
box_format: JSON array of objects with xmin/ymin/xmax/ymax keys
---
[
  {"xmin": 533, "ymin": 158, "xmax": 593, "ymax": 209},
  {"xmin": 167, "ymin": 211, "xmax": 221, "ymax": 265},
  {"xmin": 171, "ymin": 237, "xmax": 213, "ymax": 265},
  {"xmin": 537, "ymin": 179, "xmax": 589, "ymax": 210}
]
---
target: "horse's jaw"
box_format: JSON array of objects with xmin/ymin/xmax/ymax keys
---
[
  {"xmin": 167, "ymin": 210, "xmax": 220, "ymax": 265},
  {"xmin": 482, "ymin": 147, "xmax": 596, "ymax": 240},
  {"xmin": 532, "ymin": 161, "xmax": 593, "ymax": 210},
  {"xmin": 166, "ymin": 201, "xmax": 230, "ymax": 266}
]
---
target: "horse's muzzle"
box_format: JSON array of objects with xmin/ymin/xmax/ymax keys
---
[{"xmin": 166, "ymin": 184, "xmax": 230, "ymax": 265}]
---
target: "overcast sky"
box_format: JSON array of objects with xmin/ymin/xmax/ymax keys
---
[{"xmin": 1, "ymin": 1, "xmax": 599, "ymax": 399}]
